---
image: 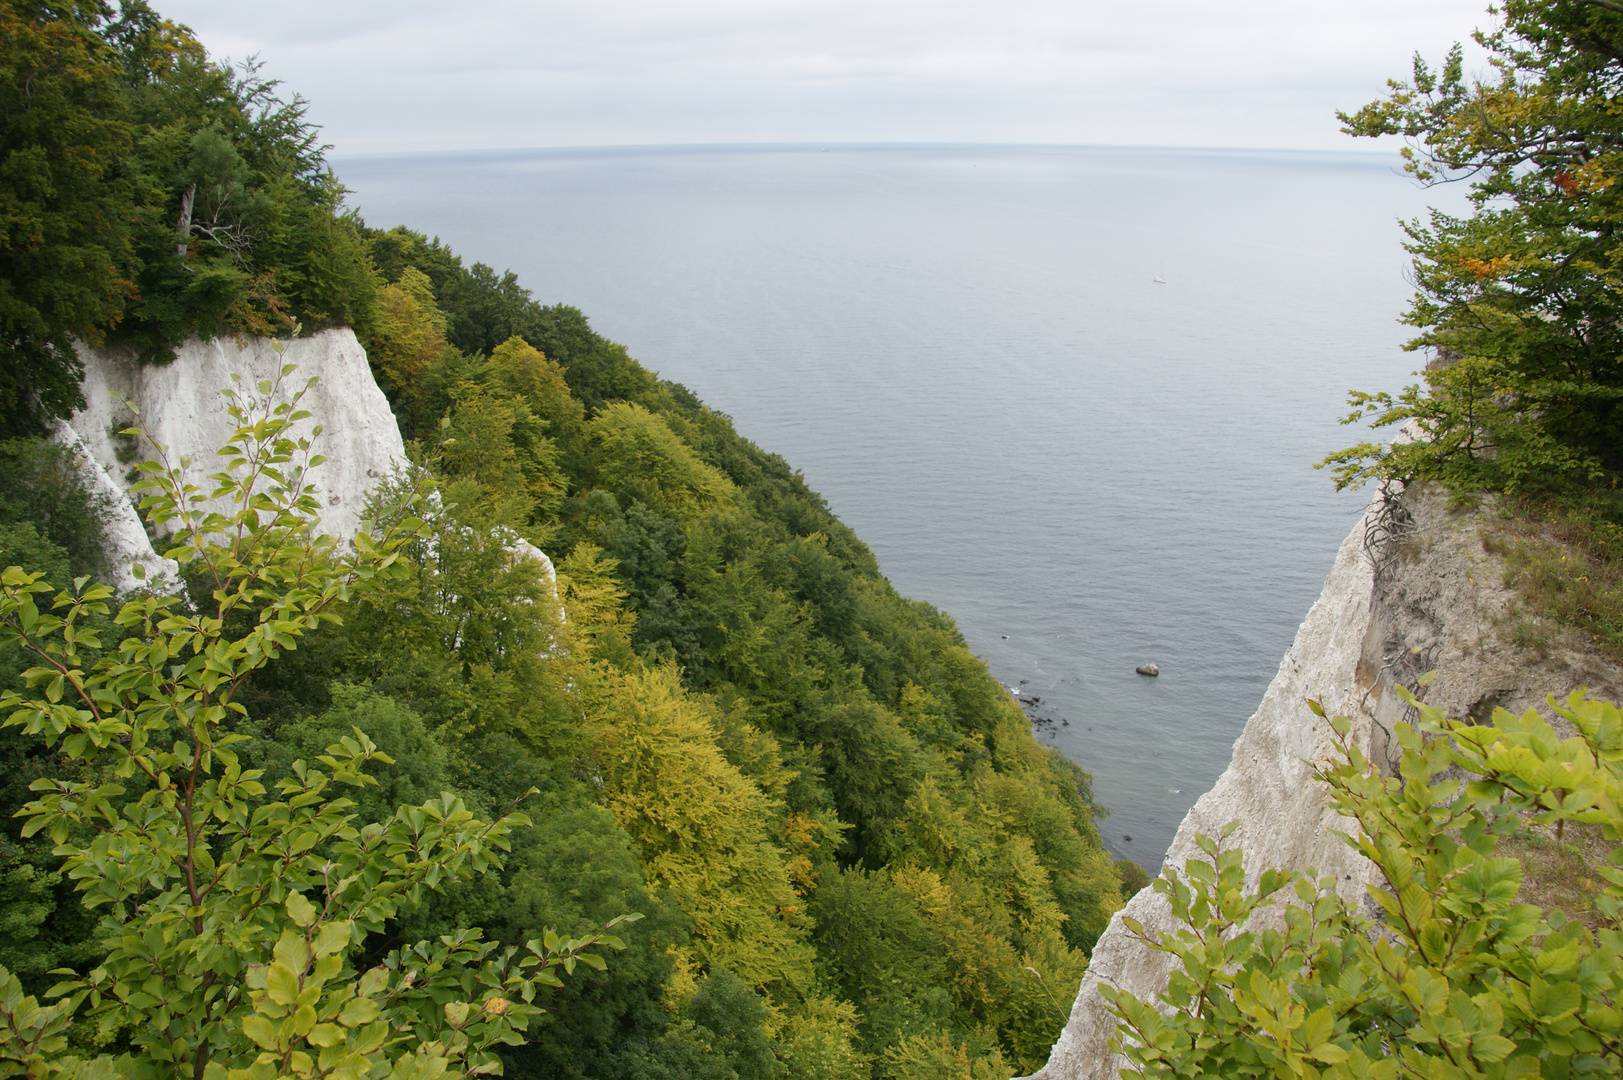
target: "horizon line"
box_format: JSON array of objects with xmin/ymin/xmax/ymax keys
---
[{"xmin": 329, "ymin": 139, "xmax": 1404, "ymax": 162}]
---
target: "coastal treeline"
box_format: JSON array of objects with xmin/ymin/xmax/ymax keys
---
[{"xmin": 0, "ymin": 2, "xmax": 1127, "ymax": 1078}]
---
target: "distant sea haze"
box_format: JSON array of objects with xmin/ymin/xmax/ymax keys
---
[{"xmin": 336, "ymin": 143, "xmax": 1462, "ymax": 867}]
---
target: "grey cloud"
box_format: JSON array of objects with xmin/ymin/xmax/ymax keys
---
[{"xmin": 159, "ymin": 0, "xmax": 1494, "ymax": 153}]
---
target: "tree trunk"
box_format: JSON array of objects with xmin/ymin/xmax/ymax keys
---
[{"xmin": 175, "ymin": 184, "xmax": 196, "ymax": 258}]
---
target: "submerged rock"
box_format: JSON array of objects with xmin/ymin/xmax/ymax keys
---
[{"xmin": 1021, "ymin": 481, "xmax": 1623, "ymax": 1080}]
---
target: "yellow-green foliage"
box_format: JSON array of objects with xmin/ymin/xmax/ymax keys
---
[
  {"xmin": 585, "ymin": 663, "xmax": 817, "ymax": 996},
  {"xmin": 767, "ymin": 995, "xmax": 872, "ymax": 1080},
  {"xmin": 441, "ymin": 388, "xmax": 565, "ymax": 524},
  {"xmin": 587, "ymin": 401, "xmax": 734, "ymax": 513},
  {"xmin": 487, "ymin": 336, "xmax": 585, "ymax": 450},
  {"xmin": 880, "ymin": 1032, "xmax": 1009, "ymax": 1080},
  {"xmin": 553, "ymin": 541, "xmax": 639, "ymax": 664},
  {"xmin": 887, "ymin": 861, "xmax": 1088, "ymax": 1073},
  {"xmin": 0, "ymin": 384, "xmax": 635, "ymax": 1080},
  {"xmin": 262, "ymin": 302, "xmax": 1124, "ymax": 1074},
  {"xmin": 337, "ymin": 477, "xmax": 570, "ymax": 751},
  {"xmin": 368, "ymin": 267, "xmax": 449, "ymax": 416}
]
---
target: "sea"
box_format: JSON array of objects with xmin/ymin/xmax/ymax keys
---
[{"xmin": 334, "ymin": 143, "xmax": 1463, "ymax": 869}]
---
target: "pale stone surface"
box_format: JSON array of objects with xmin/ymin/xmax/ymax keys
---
[
  {"xmin": 511, "ymin": 537, "xmax": 560, "ymax": 620},
  {"xmin": 1020, "ymin": 491, "xmax": 1385, "ymax": 1080},
  {"xmin": 65, "ymin": 330, "xmax": 408, "ymax": 588},
  {"xmin": 62, "ymin": 330, "xmax": 567, "ymax": 600},
  {"xmin": 1023, "ymin": 481, "xmax": 1623, "ymax": 1080},
  {"xmin": 49, "ymin": 421, "xmax": 178, "ymax": 595},
  {"xmin": 1358, "ymin": 483, "xmax": 1623, "ymax": 761}
]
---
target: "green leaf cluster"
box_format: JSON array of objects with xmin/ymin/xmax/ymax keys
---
[{"xmin": 1104, "ymin": 689, "xmax": 1623, "ymax": 1080}]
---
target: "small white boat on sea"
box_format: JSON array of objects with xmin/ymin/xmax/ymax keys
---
[{"xmin": 1153, "ymin": 275, "xmax": 1167, "ymax": 284}]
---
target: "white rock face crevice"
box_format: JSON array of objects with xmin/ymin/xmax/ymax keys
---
[
  {"xmin": 50, "ymin": 420, "xmax": 177, "ymax": 596},
  {"xmin": 62, "ymin": 330, "xmax": 409, "ymax": 591}
]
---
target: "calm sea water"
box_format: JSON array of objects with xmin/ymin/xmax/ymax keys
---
[{"xmin": 335, "ymin": 144, "xmax": 1458, "ymax": 869}]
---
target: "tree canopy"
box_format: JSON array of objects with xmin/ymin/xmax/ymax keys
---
[
  {"xmin": 1323, "ymin": 0, "xmax": 1623, "ymax": 495},
  {"xmin": 0, "ymin": 0, "xmax": 375, "ymax": 436}
]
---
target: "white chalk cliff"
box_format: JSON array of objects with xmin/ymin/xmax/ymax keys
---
[
  {"xmin": 59, "ymin": 330, "xmax": 408, "ymax": 593},
  {"xmin": 1024, "ymin": 481, "xmax": 1623, "ymax": 1080}
]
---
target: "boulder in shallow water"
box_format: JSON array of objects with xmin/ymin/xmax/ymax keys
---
[{"xmin": 1135, "ymin": 663, "xmax": 1159, "ymax": 677}]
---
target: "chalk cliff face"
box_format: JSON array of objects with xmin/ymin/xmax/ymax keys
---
[
  {"xmin": 1023, "ymin": 491, "xmax": 1385, "ymax": 1080},
  {"xmin": 1025, "ymin": 482, "xmax": 1623, "ymax": 1080},
  {"xmin": 60, "ymin": 330, "xmax": 408, "ymax": 592}
]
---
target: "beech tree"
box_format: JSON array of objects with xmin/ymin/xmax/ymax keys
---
[
  {"xmin": 0, "ymin": 0, "xmax": 134, "ymax": 435},
  {"xmin": 0, "ymin": 359, "xmax": 633, "ymax": 1080},
  {"xmin": 1322, "ymin": 0, "xmax": 1623, "ymax": 494}
]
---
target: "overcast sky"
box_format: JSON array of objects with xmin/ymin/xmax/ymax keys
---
[{"xmin": 154, "ymin": 0, "xmax": 1495, "ymax": 155}]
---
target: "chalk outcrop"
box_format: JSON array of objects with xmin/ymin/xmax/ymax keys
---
[
  {"xmin": 1024, "ymin": 482, "xmax": 1623, "ymax": 1080},
  {"xmin": 1023, "ymin": 491, "xmax": 1385, "ymax": 1080},
  {"xmin": 52, "ymin": 420, "xmax": 177, "ymax": 595},
  {"xmin": 59, "ymin": 330, "xmax": 408, "ymax": 592}
]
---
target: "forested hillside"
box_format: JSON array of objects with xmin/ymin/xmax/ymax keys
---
[{"xmin": 0, "ymin": 3, "xmax": 1127, "ymax": 1078}]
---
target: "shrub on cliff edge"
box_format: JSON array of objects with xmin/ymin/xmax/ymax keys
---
[{"xmin": 1105, "ymin": 687, "xmax": 1623, "ymax": 1080}]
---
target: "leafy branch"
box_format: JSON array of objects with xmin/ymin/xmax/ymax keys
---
[{"xmin": 0, "ymin": 349, "xmax": 639, "ymax": 1080}]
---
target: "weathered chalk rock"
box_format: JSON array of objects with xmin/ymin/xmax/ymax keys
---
[
  {"xmin": 51, "ymin": 421, "xmax": 177, "ymax": 595},
  {"xmin": 63, "ymin": 330, "xmax": 408, "ymax": 590},
  {"xmin": 512, "ymin": 537, "xmax": 559, "ymax": 615},
  {"xmin": 1022, "ymin": 493, "xmax": 1387, "ymax": 1080},
  {"xmin": 1023, "ymin": 481, "xmax": 1623, "ymax": 1080}
]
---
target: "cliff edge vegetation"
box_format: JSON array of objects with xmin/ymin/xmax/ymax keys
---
[
  {"xmin": 1319, "ymin": 0, "xmax": 1623, "ymax": 670},
  {"xmin": 0, "ymin": 0, "xmax": 376, "ymax": 436}
]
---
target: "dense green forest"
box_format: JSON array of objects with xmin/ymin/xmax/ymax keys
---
[
  {"xmin": 0, "ymin": 3, "xmax": 1128, "ymax": 1078},
  {"xmin": 0, "ymin": 0, "xmax": 373, "ymax": 436}
]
